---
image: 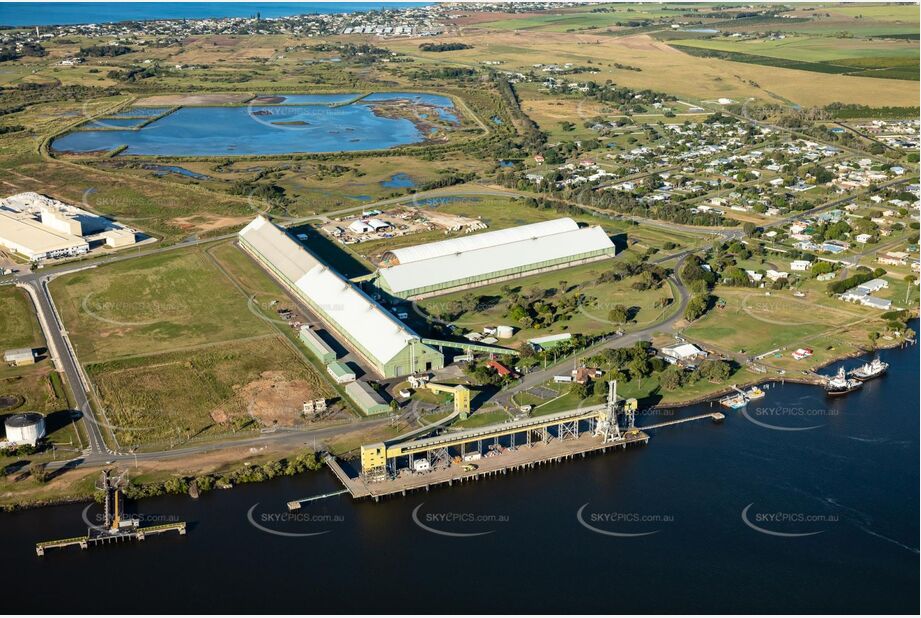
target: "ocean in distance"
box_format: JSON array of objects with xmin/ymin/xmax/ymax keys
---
[{"xmin": 0, "ymin": 2, "xmax": 428, "ymax": 27}]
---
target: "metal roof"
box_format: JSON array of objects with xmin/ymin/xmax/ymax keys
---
[
  {"xmin": 378, "ymin": 225, "xmax": 615, "ymax": 295},
  {"xmin": 384, "ymin": 217, "xmax": 579, "ymax": 265},
  {"xmin": 0, "ymin": 211, "xmax": 88, "ymax": 257},
  {"xmin": 239, "ymin": 216, "xmax": 420, "ymax": 366}
]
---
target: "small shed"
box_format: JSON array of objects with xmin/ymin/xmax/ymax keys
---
[
  {"xmin": 3, "ymin": 348, "xmax": 34, "ymax": 366},
  {"xmin": 299, "ymin": 326, "xmax": 336, "ymax": 363},
  {"xmin": 326, "ymin": 361, "xmax": 356, "ymax": 384}
]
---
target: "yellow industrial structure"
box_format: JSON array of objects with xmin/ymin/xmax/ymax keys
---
[{"xmin": 425, "ymin": 383, "xmax": 471, "ymax": 419}]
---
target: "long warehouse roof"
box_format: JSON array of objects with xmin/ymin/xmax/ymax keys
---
[
  {"xmin": 378, "ymin": 225, "xmax": 614, "ymax": 295},
  {"xmin": 383, "ymin": 217, "xmax": 579, "ymax": 265},
  {"xmin": 239, "ymin": 216, "xmax": 420, "ymax": 365}
]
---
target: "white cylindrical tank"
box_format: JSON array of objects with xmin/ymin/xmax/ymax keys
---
[
  {"xmin": 496, "ymin": 325, "xmax": 515, "ymax": 339},
  {"xmin": 4, "ymin": 412, "xmax": 46, "ymax": 446}
]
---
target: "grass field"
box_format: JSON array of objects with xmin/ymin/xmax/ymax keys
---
[
  {"xmin": 87, "ymin": 336, "xmax": 332, "ymax": 449},
  {"xmin": 0, "ymin": 286, "xmax": 43, "ymax": 355},
  {"xmin": 416, "ymin": 255, "xmax": 676, "ymax": 343},
  {"xmin": 49, "ymin": 245, "xmax": 273, "ymax": 363},
  {"xmin": 684, "ymin": 286, "xmax": 885, "ymax": 369}
]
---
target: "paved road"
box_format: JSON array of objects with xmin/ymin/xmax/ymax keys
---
[
  {"xmin": 16, "ymin": 277, "xmax": 109, "ymax": 455},
  {"xmin": 46, "ymin": 416, "xmax": 391, "ymax": 472}
]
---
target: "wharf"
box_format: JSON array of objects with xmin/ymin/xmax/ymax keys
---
[
  {"xmin": 36, "ymin": 522, "xmax": 186, "ymax": 556},
  {"xmin": 327, "ymin": 430, "xmax": 650, "ymax": 501}
]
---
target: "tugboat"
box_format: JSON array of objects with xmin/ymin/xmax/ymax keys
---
[
  {"xmin": 849, "ymin": 357, "xmax": 889, "ymax": 382},
  {"xmin": 825, "ymin": 366, "xmax": 863, "ymax": 396}
]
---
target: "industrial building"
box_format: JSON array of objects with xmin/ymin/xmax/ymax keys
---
[
  {"xmin": 376, "ymin": 218, "xmax": 616, "ymax": 299},
  {"xmin": 239, "ymin": 216, "xmax": 444, "ymax": 378},
  {"xmin": 0, "ymin": 210, "xmax": 89, "ymax": 261},
  {"xmin": 327, "ymin": 361, "xmax": 356, "ymax": 384},
  {"xmin": 299, "ymin": 325, "xmax": 336, "ymax": 363},
  {"xmin": 0, "ymin": 192, "xmax": 136, "ymax": 261},
  {"xmin": 345, "ymin": 380, "xmax": 390, "ymax": 415}
]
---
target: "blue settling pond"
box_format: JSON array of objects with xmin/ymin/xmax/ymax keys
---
[
  {"xmin": 381, "ymin": 173, "xmax": 416, "ymax": 188},
  {"xmin": 52, "ymin": 92, "xmax": 458, "ymax": 156}
]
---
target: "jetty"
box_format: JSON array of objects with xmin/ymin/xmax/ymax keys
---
[
  {"xmin": 35, "ymin": 470, "xmax": 186, "ymax": 556},
  {"xmin": 312, "ymin": 381, "xmax": 723, "ymax": 503}
]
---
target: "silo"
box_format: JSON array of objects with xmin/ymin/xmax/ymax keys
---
[
  {"xmin": 4, "ymin": 412, "xmax": 46, "ymax": 446},
  {"xmin": 496, "ymin": 325, "xmax": 515, "ymax": 339}
]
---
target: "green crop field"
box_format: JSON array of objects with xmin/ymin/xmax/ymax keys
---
[{"xmin": 671, "ymin": 35, "xmax": 919, "ymax": 80}]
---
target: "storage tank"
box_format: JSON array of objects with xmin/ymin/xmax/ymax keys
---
[
  {"xmin": 4, "ymin": 412, "xmax": 46, "ymax": 446},
  {"xmin": 496, "ymin": 325, "xmax": 515, "ymax": 339}
]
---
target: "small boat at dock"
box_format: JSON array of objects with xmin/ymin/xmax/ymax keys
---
[{"xmin": 720, "ymin": 393, "xmax": 748, "ymax": 409}]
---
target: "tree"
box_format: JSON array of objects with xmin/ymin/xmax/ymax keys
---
[
  {"xmin": 684, "ymin": 294, "xmax": 712, "ymax": 321},
  {"xmin": 868, "ymin": 331, "xmax": 879, "ymax": 348},
  {"xmin": 698, "ymin": 359, "xmax": 732, "ymax": 382},
  {"xmin": 607, "ymin": 304, "xmax": 629, "ymax": 324},
  {"xmin": 30, "ymin": 462, "xmax": 48, "ymax": 483},
  {"xmin": 570, "ymin": 382, "xmax": 591, "ymax": 399},
  {"xmin": 660, "ymin": 365, "xmax": 684, "ymax": 391}
]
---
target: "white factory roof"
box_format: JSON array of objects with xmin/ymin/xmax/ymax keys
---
[
  {"xmin": 239, "ymin": 216, "xmax": 419, "ymax": 365},
  {"xmin": 378, "ymin": 224, "xmax": 614, "ymax": 295},
  {"xmin": 0, "ymin": 211, "xmax": 89, "ymax": 257},
  {"xmin": 384, "ymin": 217, "xmax": 580, "ymax": 265}
]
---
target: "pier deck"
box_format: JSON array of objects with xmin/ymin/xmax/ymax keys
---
[
  {"xmin": 328, "ymin": 430, "xmax": 650, "ymax": 501},
  {"xmin": 36, "ymin": 522, "xmax": 186, "ymax": 556}
]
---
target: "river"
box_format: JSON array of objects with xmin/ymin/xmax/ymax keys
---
[{"xmin": 1, "ymin": 338, "xmax": 917, "ymax": 613}]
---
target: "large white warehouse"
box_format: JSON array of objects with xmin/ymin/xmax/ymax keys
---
[
  {"xmin": 377, "ymin": 217, "xmax": 616, "ymax": 299},
  {"xmin": 238, "ymin": 216, "xmax": 443, "ymax": 378}
]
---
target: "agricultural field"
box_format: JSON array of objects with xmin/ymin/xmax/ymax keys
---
[{"xmin": 670, "ymin": 35, "xmax": 919, "ymax": 80}]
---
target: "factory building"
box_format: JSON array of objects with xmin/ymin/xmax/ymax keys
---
[
  {"xmin": 239, "ymin": 216, "xmax": 444, "ymax": 378},
  {"xmin": 0, "ymin": 210, "xmax": 89, "ymax": 260},
  {"xmin": 376, "ymin": 218, "xmax": 616, "ymax": 299},
  {"xmin": 0, "ymin": 192, "xmax": 135, "ymax": 261}
]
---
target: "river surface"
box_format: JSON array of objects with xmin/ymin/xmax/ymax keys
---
[
  {"xmin": 51, "ymin": 93, "xmax": 457, "ymax": 156},
  {"xmin": 0, "ymin": 3, "xmax": 427, "ymax": 26},
  {"xmin": 1, "ymin": 340, "xmax": 917, "ymax": 613}
]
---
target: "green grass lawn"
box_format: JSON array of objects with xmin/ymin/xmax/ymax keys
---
[{"xmin": 0, "ymin": 286, "xmax": 43, "ymax": 353}]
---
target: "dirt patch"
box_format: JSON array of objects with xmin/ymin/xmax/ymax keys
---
[
  {"xmin": 616, "ymin": 34, "xmax": 680, "ymax": 54},
  {"xmin": 239, "ymin": 371, "xmax": 323, "ymax": 428},
  {"xmin": 134, "ymin": 93, "xmax": 253, "ymax": 106},
  {"xmin": 169, "ymin": 214, "xmax": 251, "ymax": 233}
]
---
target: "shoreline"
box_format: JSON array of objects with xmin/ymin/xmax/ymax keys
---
[
  {"xmin": 3, "ymin": 337, "xmax": 915, "ymax": 512},
  {"xmin": 653, "ymin": 336, "xmax": 915, "ymax": 411}
]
